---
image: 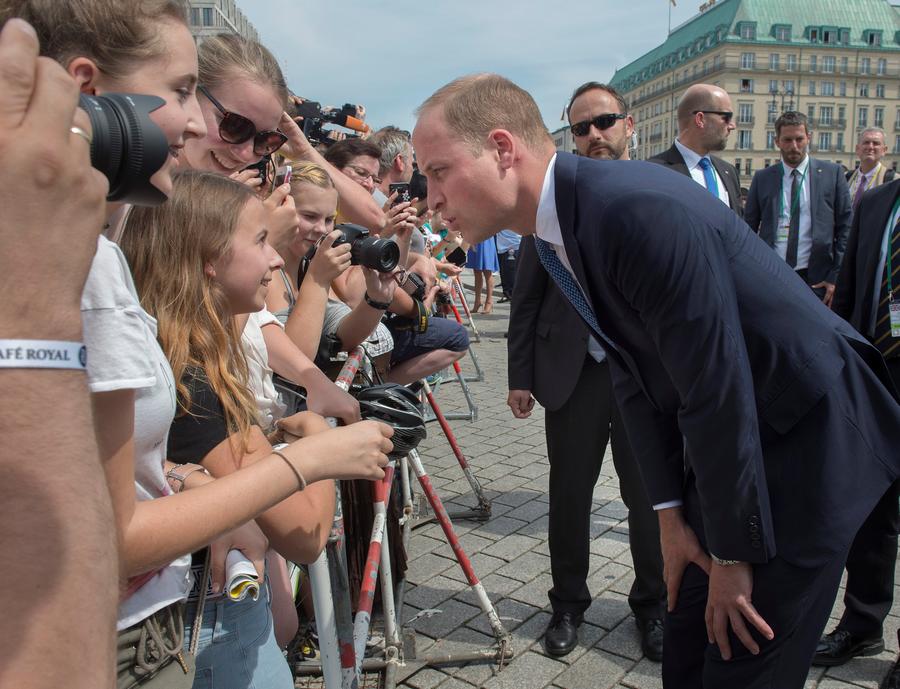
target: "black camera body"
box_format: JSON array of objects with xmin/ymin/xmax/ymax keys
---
[
  {"xmin": 293, "ymin": 99, "xmax": 367, "ymax": 148},
  {"xmin": 331, "ymin": 224, "xmax": 399, "ymax": 273},
  {"xmin": 79, "ymin": 93, "xmax": 170, "ymax": 206}
]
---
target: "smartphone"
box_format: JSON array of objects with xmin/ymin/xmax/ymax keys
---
[
  {"xmin": 447, "ymin": 246, "xmax": 467, "ymax": 267},
  {"xmin": 389, "ymin": 182, "xmax": 411, "ymax": 206},
  {"xmin": 242, "ymin": 157, "xmax": 270, "ymax": 187},
  {"xmin": 272, "ymin": 164, "xmax": 292, "ymax": 191}
]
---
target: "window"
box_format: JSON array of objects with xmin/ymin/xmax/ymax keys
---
[
  {"xmin": 823, "ymin": 56, "xmax": 835, "ymax": 73},
  {"xmin": 783, "ymin": 79, "xmax": 795, "ymax": 94},
  {"xmin": 875, "ymin": 107, "xmax": 885, "ymax": 128},
  {"xmin": 809, "ymin": 28, "xmax": 819, "ymax": 43},
  {"xmin": 809, "ymin": 55, "xmax": 817, "ymax": 72},
  {"xmin": 861, "ymin": 58, "xmax": 871, "ymax": 74},
  {"xmin": 859, "ymin": 106, "xmax": 869, "ymax": 128},
  {"xmin": 768, "ymin": 101, "xmax": 778, "ymax": 124},
  {"xmin": 740, "ymin": 78, "xmax": 754, "ymax": 93},
  {"xmin": 840, "ymin": 29, "xmax": 850, "ymax": 45},
  {"xmin": 738, "ymin": 130, "xmax": 752, "ymax": 149},
  {"xmin": 769, "ymin": 54, "xmax": 780, "ymax": 70},
  {"xmin": 820, "ymin": 106, "xmax": 833, "ymax": 125},
  {"xmin": 859, "ymin": 83, "xmax": 869, "ymax": 98},
  {"xmin": 202, "ymin": 7, "xmax": 213, "ymax": 25},
  {"xmin": 745, "ymin": 159, "xmax": 752, "ymax": 177},
  {"xmin": 840, "ymin": 57, "xmax": 848, "ymax": 73},
  {"xmin": 877, "ymin": 84, "xmax": 885, "ymax": 98},
  {"xmin": 808, "ymin": 81, "xmax": 816, "ymax": 95},
  {"xmin": 837, "ymin": 132, "xmax": 844, "ymax": 150},
  {"xmin": 786, "ymin": 54, "xmax": 797, "ymax": 71},
  {"xmin": 822, "ymin": 82, "xmax": 835, "ymax": 96},
  {"xmin": 775, "ymin": 26, "xmax": 791, "ymax": 42},
  {"xmin": 840, "ymin": 81, "xmax": 847, "ymax": 97},
  {"xmin": 189, "ymin": 7, "xmax": 201, "ymax": 25},
  {"xmin": 867, "ymin": 31, "xmax": 882, "ymax": 47},
  {"xmin": 769, "ymin": 79, "xmax": 779, "ymax": 93},
  {"xmin": 896, "ymin": 136, "xmax": 900, "ymax": 155},
  {"xmin": 767, "ymin": 131, "xmax": 776, "ymax": 148},
  {"xmin": 839, "ymin": 105, "xmax": 846, "ymax": 122},
  {"xmin": 735, "ymin": 158, "xmax": 742, "ymax": 172},
  {"xmin": 740, "ymin": 23, "xmax": 756, "ymax": 40},
  {"xmin": 878, "ymin": 59, "xmax": 888, "ymax": 76},
  {"xmin": 823, "ymin": 29, "xmax": 837, "ymax": 44},
  {"xmin": 807, "ymin": 104, "xmax": 816, "ymax": 122},
  {"xmin": 741, "ymin": 53, "xmax": 756, "ymax": 69},
  {"xmin": 818, "ymin": 132, "xmax": 832, "ymax": 151},
  {"xmin": 739, "ymin": 103, "xmax": 754, "ymax": 124}
]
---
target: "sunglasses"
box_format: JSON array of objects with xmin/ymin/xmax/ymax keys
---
[
  {"xmin": 693, "ymin": 110, "xmax": 734, "ymax": 123},
  {"xmin": 198, "ymin": 84, "xmax": 288, "ymax": 156},
  {"xmin": 570, "ymin": 113, "xmax": 627, "ymax": 137}
]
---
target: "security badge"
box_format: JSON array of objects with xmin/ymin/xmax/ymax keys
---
[
  {"xmin": 777, "ymin": 219, "xmax": 790, "ymax": 244},
  {"xmin": 890, "ymin": 299, "xmax": 900, "ymax": 338}
]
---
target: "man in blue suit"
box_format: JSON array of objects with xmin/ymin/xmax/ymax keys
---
[
  {"xmin": 412, "ymin": 74, "xmax": 900, "ymax": 688},
  {"xmin": 744, "ymin": 111, "xmax": 852, "ymax": 307}
]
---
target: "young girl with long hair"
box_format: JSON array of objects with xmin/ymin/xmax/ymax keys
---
[{"xmin": 121, "ymin": 170, "xmax": 392, "ymax": 688}]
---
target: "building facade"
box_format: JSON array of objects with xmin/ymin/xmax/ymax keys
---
[
  {"xmin": 186, "ymin": 0, "xmax": 259, "ymax": 44},
  {"xmin": 598, "ymin": 0, "xmax": 900, "ymax": 179}
]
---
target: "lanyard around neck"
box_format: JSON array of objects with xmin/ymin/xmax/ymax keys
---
[
  {"xmin": 857, "ymin": 164, "xmax": 881, "ymax": 193},
  {"xmin": 779, "ymin": 162, "xmax": 809, "ymax": 220},
  {"xmin": 887, "ymin": 196, "xmax": 900, "ymax": 300}
]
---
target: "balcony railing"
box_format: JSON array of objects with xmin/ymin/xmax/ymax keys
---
[
  {"xmin": 737, "ymin": 116, "xmax": 755, "ymax": 126},
  {"xmin": 813, "ymin": 118, "xmax": 847, "ymax": 129}
]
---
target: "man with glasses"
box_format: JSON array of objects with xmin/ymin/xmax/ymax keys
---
[
  {"xmin": 847, "ymin": 127, "xmax": 894, "ymax": 212},
  {"xmin": 508, "ymin": 81, "xmax": 666, "ymax": 661},
  {"xmin": 649, "ymin": 84, "xmax": 742, "ymax": 214},
  {"xmin": 745, "ymin": 111, "xmax": 852, "ymax": 307}
]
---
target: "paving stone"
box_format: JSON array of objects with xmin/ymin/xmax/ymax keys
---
[
  {"xmin": 508, "ymin": 573, "xmax": 555, "ymax": 610},
  {"xmin": 584, "ymin": 591, "xmax": 633, "ymax": 631},
  {"xmin": 457, "ymin": 573, "xmax": 523, "ymax": 607},
  {"xmin": 481, "ymin": 533, "xmax": 542, "ymax": 561},
  {"xmin": 591, "ymin": 531, "xmax": 632, "ymax": 559},
  {"xmin": 620, "ymin": 657, "xmax": 663, "ymax": 689},
  {"xmin": 554, "ymin": 647, "xmax": 633, "ymax": 689},
  {"xmin": 404, "ymin": 575, "xmax": 468, "ymax": 609},
  {"xmin": 474, "ymin": 515, "xmax": 529, "ymax": 540},
  {"xmin": 481, "ymin": 651, "xmax": 566, "ymax": 689},
  {"xmin": 407, "ymin": 552, "xmax": 456, "ymax": 584},
  {"xmin": 504, "ymin": 498, "xmax": 551, "ymax": 524},
  {"xmin": 825, "ymin": 652, "xmax": 897, "ymax": 688},
  {"xmin": 495, "ymin": 551, "xmax": 553, "ymax": 583},
  {"xmin": 409, "ymin": 599, "xmax": 482, "ymax": 639},
  {"xmin": 435, "ymin": 678, "xmax": 478, "ymax": 689},
  {"xmin": 467, "ymin": 598, "xmax": 541, "ymax": 636},
  {"xmin": 596, "ymin": 617, "xmax": 644, "ymax": 661},
  {"xmin": 405, "ymin": 667, "xmax": 453, "ymax": 689},
  {"xmin": 442, "ymin": 552, "xmax": 507, "ymax": 584}
]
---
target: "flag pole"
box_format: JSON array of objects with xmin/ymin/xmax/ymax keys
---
[{"xmin": 668, "ymin": 0, "xmax": 672, "ymax": 34}]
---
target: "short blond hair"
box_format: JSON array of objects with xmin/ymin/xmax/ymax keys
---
[
  {"xmin": 289, "ymin": 162, "xmax": 334, "ymax": 192},
  {"xmin": 416, "ymin": 73, "xmax": 551, "ymax": 151}
]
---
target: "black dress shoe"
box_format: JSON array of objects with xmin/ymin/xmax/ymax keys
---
[
  {"xmin": 636, "ymin": 617, "xmax": 664, "ymax": 662},
  {"xmin": 812, "ymin": 629, "xmax": 884, "ymax": 667},
  {"xmin": 543, "ymin": 611, "xmax": 582, "ymax": 657}
]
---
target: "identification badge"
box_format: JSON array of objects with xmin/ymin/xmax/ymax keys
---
[
  {"xmin": 777, "ymin": 220, "xmax": 790, "ymax": 243},
  {"xmin": 890, "ymin": 300, "xmax": 900, "ymax": 338}
]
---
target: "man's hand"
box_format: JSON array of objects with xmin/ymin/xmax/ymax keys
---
[
  {"xmin": 811, "ymin": 281, "xmax": 835, "ymax": 308},
  {"xmin": 705, "ymin": 561, "xmax": 774, "ymax": 660},
  {"xmin": 507, "ymin": 389, "xmax": 535, "ymax": 418},
  {"xmin": 657, "ymin": 507, "xmax": 711, "ymax": 610}
]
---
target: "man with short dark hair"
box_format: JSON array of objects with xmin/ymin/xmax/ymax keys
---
[
  {"xmin": 507, "ymin": 81, "xmax": 665, "ymax": 661},
  {"xmin": 744, "ymin": 111, "xmax": 852, "ymax": 307},
  {"xmin": 649, "ymin": 84, "xmax": 741, "ymax": 214}
]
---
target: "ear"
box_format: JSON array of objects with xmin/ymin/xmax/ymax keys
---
[
  {"xmin": 488, "ymin": 129, "xmax": 516, "ymax": 170},
  {"xmin": 625, "ymin": 115, "xmax": 635, "ymax": 137},
  {"xmin": 66, "ymin": 56, "xmax": 102, "ymax": 95},
  {"xmin": 204, "ymin": 263, "xmax": 217, "ymax": 279},
  {"xmin": 393, "ymin": 153, "xmax": 405, "ymax": 174}
]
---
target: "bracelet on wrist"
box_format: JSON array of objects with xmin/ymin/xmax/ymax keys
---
[
  {"xmin": 271, "ymin": 447, "xmax": 307, "ymax": 491},
  {"xmin": 0, "ymin": 340, "xmax": 86, "ymax": 371},
  {"xmin": 710, "ymin": 554, "xmax": 742, "ymax": 567},
  {"xmin": 364, "ymin": 292, "xmax": 392, "ymax": 310}
]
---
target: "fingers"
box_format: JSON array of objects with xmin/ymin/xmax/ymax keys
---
[
  {"xmin": 665, "ymin": 558, "xmax": 685, "ymax": 612},
  {"xmin": 0, "ymin": 19, "xmax": 41, "ymax": 133},
  {"xmin": 265, "ymin": 182, "xmax": 291, "ymax": 209},
  {"xmin": 728, "ymin": 609, "xmax": 759, "ymax": 656},
  {"xmin": 740, "ymin": 600, "xmax": 774, "ymax": 641},
  {"xmin": 251, "ymin": 554, "xmax": 267, "ymax": 581},
  {"xmin": 712, "ymin": 605, "xmax": 732, "ymax": 660},
  {"xmin": 209, "ymin": 542, "xmax": 226, "ymax": 595},
  {"xmin": 694, "ymin": 550, "xmax": 712, "ymax": 576},
  {"xmin": 319, "ymin": 229, "xmax": 341, "ymax": 250}
]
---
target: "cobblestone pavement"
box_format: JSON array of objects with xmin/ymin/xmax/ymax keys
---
[{"xmin": 394, "ymin": 283, "xmax": 900, "ymax": 689}]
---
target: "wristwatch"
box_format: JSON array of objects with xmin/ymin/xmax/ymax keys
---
[
  {"xmin": 165, "ymin": 463, "xmax": 209, "ymax": 493},
  {"xmin": 364, "ymin": 291, "xmax": 392, "ymax": 311},
  {"xmin": 710, "ymin": 554, "xmax": 742, "ymax": 567}
]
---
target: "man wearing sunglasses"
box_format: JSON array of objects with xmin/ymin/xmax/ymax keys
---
[
  {"xmin": 649, "ymin": 84, "xmax": 742, "ymax": 215},
  {"xmin": 508, "ymin": 81, "xmax": 666, "ymax": 662}
]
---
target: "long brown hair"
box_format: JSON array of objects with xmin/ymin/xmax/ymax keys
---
[
  {"xmin": 121, "ymin": 171, "xmax": 260, "ymax": 446},
  {"xmin": 0, "ymin": 0, "xmax": 188, "ymax": 79},
  {"xmin": 198, "ymin": 33, "xmax": 289, "ymax": 106}
]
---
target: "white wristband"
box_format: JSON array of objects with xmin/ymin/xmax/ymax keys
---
[{"xmin": 0, "ymin": 340, "xmax": 87, "ymax": 370}]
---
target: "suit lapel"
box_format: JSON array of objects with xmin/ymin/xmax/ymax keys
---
[
  {"xmin": 808, "ymin": 157, "xmax": 822, "ymax": 240},
  {"xmin": 767, "ymin": 164, "xmax": 782, "ymax": 242},
  {"xmin": 553, "ymin": 153, "xmax": 595, "ymax": 313},
  {"xmin": 862, "ymin": 182, "xmax": 900, "ymax": 293},
  {"xmin": 712, "ymin": 157, "xmax": 737, "ymax": 210}
]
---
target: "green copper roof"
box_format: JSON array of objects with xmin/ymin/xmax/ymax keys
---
[{"xmin": 609, "ymin": 0, "xmax": 900, "ymax": 90}]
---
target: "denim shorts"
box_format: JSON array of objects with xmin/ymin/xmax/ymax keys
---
[
  {"xmin": 182, "ymin": 579, "xmax": 292, "ymax": 689},
  {"xmin": 388, "ymin": 315, "xmax": 470, "ymax": 365}
]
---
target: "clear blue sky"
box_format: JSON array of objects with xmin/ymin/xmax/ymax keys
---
[{"xmin": 240, "ymin": 1, "xmax": 711, "ymax": 134}]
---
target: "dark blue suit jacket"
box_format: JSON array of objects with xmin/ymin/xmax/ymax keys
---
[
  {"xmin": 549, "ymin": 152, "xmax": 897, "ymax": 566},
  {"xmin": 744, "ymin": 157, "xmax": 852, "ymax": 285}
]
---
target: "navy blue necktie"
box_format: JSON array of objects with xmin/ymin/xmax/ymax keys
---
[
  {"xmin": 698, "ymin": 157, "xmax": 719, "ymax": 198},
  {"xmin": 533, "ymin": 237, "xmax": 601, "ymax": 335}
]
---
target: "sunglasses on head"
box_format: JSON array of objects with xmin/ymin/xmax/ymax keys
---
[
  {"xmin": 198, "ymin": 84, "xmax": 288, "ymax": 156},
  {"xmin": 570, "ymin": 113, "xmax": 627, "ymax": 137},
  {"xmin": 693, "ymin": 110, "xmax": 734, "ymax": 123}
]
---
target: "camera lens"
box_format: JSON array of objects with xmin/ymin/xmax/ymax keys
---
[
  {"xmin": 78, "ymin": 93, "xmax": 170, "ymax": 206},
  {"xmin": 353, "ymin": 236, "xmax": 400, "ymax": 272}
]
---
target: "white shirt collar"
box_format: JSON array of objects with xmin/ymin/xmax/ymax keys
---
[
  {"xmin": 535, "ymin": 153, "xmax": 563, "ymax": 246},
  {"xmin": 781, "ymin": 155, "xmax": 810, "ymax": 176},
  {"xmin": 674, "ymin": 138, "xmax": 706, "ymax": 170}
]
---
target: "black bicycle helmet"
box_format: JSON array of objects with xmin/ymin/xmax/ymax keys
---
[{"xmin": 354, "ymin": 383, "xmax": 426, "ymax": 458}]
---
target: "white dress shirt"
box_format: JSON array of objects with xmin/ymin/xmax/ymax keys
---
[
  {"xmin": 674, "ymin": 138, "xmax": 731, "ymax": 208},
  {"xmin": 777, "ymin": 156, "xmax": 813, "ymax": 271},
  {"xmin": 534, "ymin": 154, "xmax": 682, "ymax": 510}
]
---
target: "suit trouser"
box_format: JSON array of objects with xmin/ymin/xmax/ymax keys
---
[
  {"xmin": 497, "ymin": 250, "xmax": 517, "ymax": 299},
  {"xmin": 663, "ymin": 354, "xmax": 900, "ymax": 689},
  {"xmin": 837, "ymin": 356, "xmax": 900, "ymax": 640},
  {"xmin": 545, "ymin": 355, "xmax": 666, "ymax": 620}
]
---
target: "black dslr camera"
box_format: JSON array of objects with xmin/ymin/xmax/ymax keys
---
[
  {"xmin": 292, "ymin": 99, "xmax": 369, "ymax": 148},
  {"xmin": 327, "ymin": 223, "xmax": 399, "ymax": 273},
  {"xmin": 78, "ymin": 93, "xmax": 171, "ymax": 205}
]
